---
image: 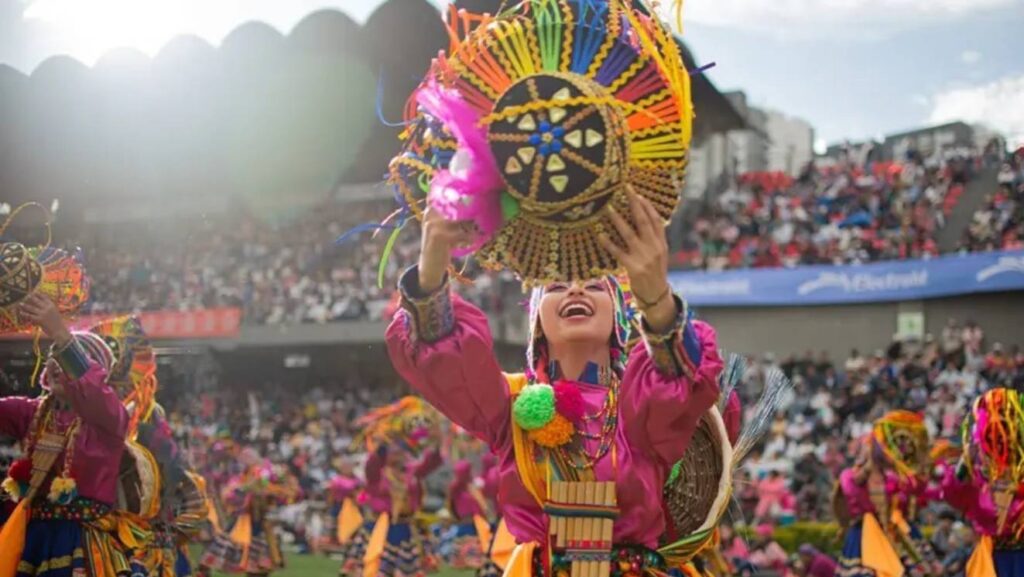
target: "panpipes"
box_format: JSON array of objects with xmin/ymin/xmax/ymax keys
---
[
  {"xmin": 28, "ymin": 431, "xmax": 67, "ymax": 500},
  {"xmin": 546, "ymin": 481, "xmax": 618, "ymax": 577}
]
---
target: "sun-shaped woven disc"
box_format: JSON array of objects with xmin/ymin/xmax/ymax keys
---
[{"xmin": 389, "ymin": 0, "xmax": 693, "ymax": 284}]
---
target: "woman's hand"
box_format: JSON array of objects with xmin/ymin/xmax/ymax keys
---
[
  {"xmin": 19, "ymin": 292, "xmax": 72, "ymax": 347},
  {"xmin": 418, "ymin": 209, "xmax": 478, "ymax": 293},
  {"xmin": 599, "ymin": 187, "xmax": 676, "ymax": 332}
]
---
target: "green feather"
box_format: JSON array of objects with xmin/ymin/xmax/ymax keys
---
[
  {"xmin": 501, "ymin": 191, "xmax": 521, "ymax": 222},
  {"xmin": 377, "ymin": 226, "xmax": 403, "ymax": 288}
]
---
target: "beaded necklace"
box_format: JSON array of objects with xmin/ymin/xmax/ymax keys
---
[{"xmin": 557, "ymin": 376, "xmax": 620, "ymax": 471}]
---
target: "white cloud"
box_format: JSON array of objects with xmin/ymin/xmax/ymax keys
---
[
  {"xmin": 670, "ymin": 0, "xmax": 1014, "ymax": 36},
  {"xmin": 961, "ymin": 50, "xmax": 982, "ymax": 64},
  {"xmin": 911, "ymin": 94, "xmax": 930, "ymax": 107},
  {"xmin": 929, "ymin": 74, "xmax": 1024, "ymax": 147}
]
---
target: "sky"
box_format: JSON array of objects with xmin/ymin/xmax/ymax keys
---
[{"xmin": 1, "ymin": 0, "xmax": 1022, "ymax": 147}]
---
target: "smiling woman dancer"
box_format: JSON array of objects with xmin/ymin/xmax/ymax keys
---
[{"xmin": 386, "ymin": 188, "xmax": 723, "ymax": 577}]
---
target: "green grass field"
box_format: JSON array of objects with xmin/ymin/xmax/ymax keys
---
[{"xmin": 196, "ymin": 549, "xmax": 475, "ymax": 577}]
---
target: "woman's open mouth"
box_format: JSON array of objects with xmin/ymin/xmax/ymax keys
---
[{"xmin": 559, "ymin": 300, "xmax": 594, "ymax": 319}]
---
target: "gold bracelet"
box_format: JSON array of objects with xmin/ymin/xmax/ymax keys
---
[{"xmin": 635, "ymin": 285, "xmax": 671, "ymax": 310}]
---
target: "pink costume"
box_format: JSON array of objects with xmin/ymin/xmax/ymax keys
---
[
  {"xmin": 328, "ymin": 475, "xmax": 361, "ymax": 504},
  {"xmin": 386, "ymin": 270, "xmax": 723, "ymax": 551},
  {"xmin": 0, "ymin": 350, "xmax": 128, "ymax": 506},
  {"xmin": 838, "ymin": 468, "xmax": 936, "ymax": 520},
  {"xmin": 755, "ymin": 475, "xmax": 788, "ymax": 519},
  {"xmin": 480, "ymin": 454, "xmax": 500, "ymax": 515},
  {"xmin": 942, "ymin": 467, "xmax": 1020, "ymax": 538},
  {"xmin": 0, "ymin": 335, "xmax": 132, "ymax": 577},
  {"xmin": 363, "ymin": 447, "xmax": 442, "ymax": 517},
  {"xmin": 449, "ymin": 460, "xmax": 486, "ymax": 520}
]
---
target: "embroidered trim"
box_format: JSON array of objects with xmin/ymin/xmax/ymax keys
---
[
  {"xmin": 398, "ymin": 266, "xmax": 455, "ymax": 344},
  {"xmin": 639, "ymin": 294, "xmax": 699, "ymax": 378},
  {"xmin": 17, "ymin": 548, "xmax": 85, "ymax": 573},
  {"xmin": 51, "ymin": 338, "xmax": 91, "ymax": 380}
]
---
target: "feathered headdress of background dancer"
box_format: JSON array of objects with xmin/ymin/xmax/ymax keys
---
[
  {"xmin": 960, "ymin": 388, "xmax": 1024, "ymax": 534},
  {"xmin": 89, "ymin": 315, "xmax": 158, "ymax": 437},
  {"xmin": 352, "ymin": 396, "xmax": 440, "ymax": 455},
  {"xmin": 347, "ymin": 0, "xmax": 697, "ymax": 287},
  {"xmin": 871, "ymin": 410, "xmax": 930, "ymax": 480}
]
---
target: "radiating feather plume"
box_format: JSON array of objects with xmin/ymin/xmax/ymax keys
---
[
  {"xmin": 732, "ymin": 367, "xmax": 793, "ymax": 466},
  {"xmin": 717, "ymin": 352, "xmax": 747, "ymax": 414}
]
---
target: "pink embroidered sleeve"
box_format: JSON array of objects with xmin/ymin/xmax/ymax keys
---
[
  {"xmin": 620, "ymin": 319, "xmax": 723, "ymax": 466},
  {"xmin": 0, "ymin": 396, "xmax": 38, "ymax": 440},
  {"xmin": 386, "ymin": 271, "xmax": 511, "ymax": 449},
  {"xmin": 941, "ymin": 466, "xmax": 980, "ymax": 516},
  {"xmin": 63, "ymin": 363, "xmax": 129, "ymax": 440},
  {"xmin": 365, "ymin": 448, "xmax": 385, "ymax": 485},
  {"xmin": 839, "ymin": 468, "xmax": 874, "ymax": 517},
  {"xmin": 414, "ymin": 449, "xmax": 442, "ymax": 478}
]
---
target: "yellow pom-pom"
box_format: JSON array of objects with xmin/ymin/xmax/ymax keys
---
[
  {"xmin": 528, "ymin": 414, "xmax": 574, "ymax": 448},
  {"xmin": 47, "ymin": 476, "xmax": 78, "ymax": 504},
  {"xmin": 2, "ymin": 477, "xmax": 21, "ymax": 502}
]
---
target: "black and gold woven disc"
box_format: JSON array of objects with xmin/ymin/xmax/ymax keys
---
[{"xmin": 0, "ymin": 242, "xmax": 43, "ymax": 308}]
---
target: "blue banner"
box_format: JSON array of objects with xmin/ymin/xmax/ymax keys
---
[{"xmin": 669, "ymin": 250, "xmax": 1024, "ymax": 307}]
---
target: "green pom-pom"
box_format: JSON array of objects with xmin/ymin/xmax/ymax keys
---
[
  {"xmin": 500, "ymin": 191, "xmax": 521, "ymax": 222},
  {"xmin": 513, "ymin": 384, "xmax": 556, "ymax": 430}
]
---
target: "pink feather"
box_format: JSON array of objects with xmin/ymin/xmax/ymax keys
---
[{"xmin": 416, "ymin": 83, "xmax": 504, "ymax": 256}]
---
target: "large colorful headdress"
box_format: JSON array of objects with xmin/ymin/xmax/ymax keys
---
[
  {"xmin": 871, "ymin": 410, "xmax": 930, "ymax": 479},
  {"xmin": 0, "ymin": 203, "xmax": 90, "ymax": 334},
  {"xmin": 386, "ymin": 0, "xmax": 693, "ymax": 285},
  {"xmin": 353, "ymin": 396, "xmax": 441, "ymax": 455},
  {"xmin": 89, "ymin": 315, "xmax": 158, "ymax": 432},
  {"xmin": 962, "ymin": 388, "xmax": 1024, "ymax": 486}
]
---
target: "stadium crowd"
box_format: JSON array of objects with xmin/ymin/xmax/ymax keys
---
[
  {"xmin": 959, "ymin": 153, "xmax": 1024, "ymax": 252},
  {"xmin": 70, "ymin": 148, "xmax": 1023, "ymax": 327},
  {"xmin": 673, "ymin": 150, "xmax": 982, "ymax": 270},
  {"xmin": 80, "ymin": 198, "xmax": 516, "ymax": 324}
]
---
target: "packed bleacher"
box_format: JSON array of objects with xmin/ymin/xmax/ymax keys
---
[
  {"xmin": 60, "ymin": 146, "xmax": 1022, "ymax": 327},
  {"xmin": 959, "ymin": 151, "xmax": 1024, "ymax": 252},
  {"xmin": 78, "ymin": 197, "xmax": 518, "ymax": 323},
  {"xmin": 673, "ymin": 150, "xmax": 983, "ymax": 270}
]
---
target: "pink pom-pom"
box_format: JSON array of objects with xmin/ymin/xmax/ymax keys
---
[
  {"xmin": 416, "ymin": 82, "xmax": 504, "ymax": 256},
  {"xmin": 553, "ymin": 381, "xmax": 586, "ymax": 422}
]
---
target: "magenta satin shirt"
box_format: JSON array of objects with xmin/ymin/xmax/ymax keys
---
[{"xmin": 0, "ymin": 364, "xmax": 128, "ymax": 506}]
